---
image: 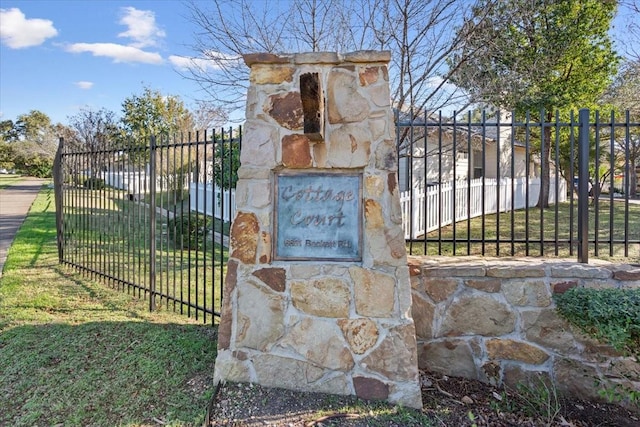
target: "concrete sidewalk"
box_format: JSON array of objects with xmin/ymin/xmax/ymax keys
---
[{"xmin": 0, "ymin": 178, "xmax": 47, "ymax": 277}]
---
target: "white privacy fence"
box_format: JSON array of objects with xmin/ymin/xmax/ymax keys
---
[
  {"xmin": 400, "ymin": 177, "xmax": 568, "ymax": 239},
  {"xmin": 189, "ymin": 183, "xmax": 236, "ymax": 223}
]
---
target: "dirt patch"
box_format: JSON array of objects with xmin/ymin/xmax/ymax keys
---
[{"xmin": 207, "ymin": 371, "xmax": 639, "ymax": 426}]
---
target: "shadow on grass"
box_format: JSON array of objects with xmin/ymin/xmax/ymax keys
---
[{"xmin": 0, "ymin": 321, "xmax": 218, "ymax": 427}]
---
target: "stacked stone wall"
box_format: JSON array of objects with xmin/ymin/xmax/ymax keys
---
[
  {"xmin": 409, "ymin": 256, "xmax": 640, "ymax": 403},
  {"xmin": 214, "ymin": 51, "xmax": 422, "ymax": 408}
]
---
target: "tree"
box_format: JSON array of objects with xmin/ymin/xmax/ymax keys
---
[
  {"xmin": 184, "ymin": 0, "xmax": 497, "ymax": 121},
  {"xmin": 450, "ymin": 0, "xmax": 619, "ymax": 207},
  {"xmin": 121, "ymin": 87, "xmax": 195, "ymax": 141},
  {"xmin": 67, "ymin": 108, "xmax": 120, "ymax": 182},
  {"xmin": 601, "ymin": 59, "xmax": 640, "ymax": 196}
]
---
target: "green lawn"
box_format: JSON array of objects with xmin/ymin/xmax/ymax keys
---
[
  {"xmin": 0, "ymin": 188, "xmax": 218, "ymax": 427},
  {"xmin": 408, "ymin": 200, "xmax": 640, "ymax": 263}
]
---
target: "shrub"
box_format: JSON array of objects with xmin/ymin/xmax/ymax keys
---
[
  {"xmin": 83, "ymin": 177, "xmax": 105, "ymax": 189},
  {"xmin": 554, "ymin": 287, "xmax": 640, "ymax": 356},
  {"xmin": 168, "ymin": 215, "xmax": 212, "ymax": 250}
]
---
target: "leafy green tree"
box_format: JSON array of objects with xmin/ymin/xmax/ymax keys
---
[
  {"xmin": 450, "ymin": 0, "xmax": 619, "ymax": 207},
  {"xmin": 211, "ymin": 129, "xmax": 241, "ymax": 189},
  {"xmin": 121, "ymin": 87, "xmax": 195, "ymax": 141}
]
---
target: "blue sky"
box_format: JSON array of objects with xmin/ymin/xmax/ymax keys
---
[
  {"xmin": 1, "ymin": 1, "xmax": 638, "ymax": 127},
  {"xmin": 0, "ymin": 0, "xmax": 213, "ymax": 125}
]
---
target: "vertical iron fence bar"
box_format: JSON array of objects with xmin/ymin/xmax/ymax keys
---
[
  {"xmin": 569, "ymin": 112, "xmax": 576, "ymax": 256},
  {"xmin": 452, "ymin": 113, "xmax": 457, "ymax": 256},
  {"xmin": 609, "ymin": 111, "xmax": 615, "ymax": 256},
  {"xmin": 171, "ymin": 134, "xmax": 178, "ymax": 311},
  {"xmin": 195, "ymin": 131, "xmax": 201, "ymax": 320},
  {"xmin": 510, "ymin": 112, "xmax": 516, "ymax": 256},
  {"xmin": 577, "ymin": 109, "xmax": 590, "ymax": 263},
  {"xmin": 149, "ymin": 135, "xmax": 157, "ymax": 311},
  {"xmin": 158, "ymin": 137, "xmax": 164, "ymax": 307},
  {"xmin": 554, "ymin": 111, "xmax": 560, "ymax": 255},
  {"xmin": 495, "ymin": 112, "xmax": 500, "ymax": 256},
  {"xmin": 539, "ymin": 110, "xmax": 545, "ymax": 256},
  {"xmin": 466, "ymin": 112, "xmax": 472, "ymax": 255},
  {"xmin": 481, "ymin": 110, "xmax": 487, "ymax": 256},
  {"xmin": 214, "ymin": 128, "xmax": 221, "ymax": 321},
  {"xmin": 180, "ymin": 134, "xmax": 186, "ymax": 314},
  {"xmin": 54, "ymin": 138, "xmax": 64, "ymax": 263},
  {"xmin": 525, "ymin": 112, "xmax": 531, "ymax": 256},
  {"xmin": 203, "ymin": 130, "xmax": 208, "ymax": 323},
  {"xmin": 624, "ymin": 110, "xmax": 631, "ymax": 257},
  {"xmin": 423, "ymin": 109, "xmax": 428, "ymax": 255},
  {"xmin": 187, "ymin": 133, "xmax": 192, "ymax": 317},
  {"xmin": 594, "ymin": 111, "xmax": 601, "ymax": 257},
  {"xmin": 408, "ymin": 108, "xmax": 415, "ymax": 253},
  {"xmin": 437, "ymin": 112, "xmax": 443, "ymax": 255}
]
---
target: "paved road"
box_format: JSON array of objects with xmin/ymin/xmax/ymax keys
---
[{"xmin": 0, "ymin": 178, "xmax": 47, "ymax": 277}]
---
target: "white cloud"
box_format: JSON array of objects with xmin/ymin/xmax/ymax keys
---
[
  {"xmin": 66, "ymin": 42, "xmax": 163, "ymax": 64},
  {"xmin": 74, "ymin": 81, "xmax": 94, "ymax": 90},
  {"xmin": 117, "ymin": 7, "xmax": 165, "ymax": 48},
  {"xmin": 0, "ymin": 8, "xmax": 58, "ymax": 49},
  {"xmin": 169, "ymin": 52, "xmax": 240, "ymax": 72}
]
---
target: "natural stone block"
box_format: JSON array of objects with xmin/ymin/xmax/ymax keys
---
[
  {"xmin": 522, "ymin": 309, "xmax": 580, "ymax": 354},
  {"xmin": 487, "ymin": 265, "xmax": 545, "ymax": 278},
  {"xmin": 554, "ymin": 357, "xmax": 601, "ymax": 401},
  {"xmin": 364, "ymin": 174, "xmax": 384, "ymax": 199},
  {"xmin": 351, "ymin": 267, "xmax": 396, "ymax": 317},
  {"xmin": 291, "ymin": 278, "xmax": 350, "ymax": 317},
  {"xmin": 465, "ymin": 278, "xmax": 501, "ymax": 293},
  {"xmin": 364, "ymin": 199, "xmax": 384, "ymax": 229},
  {"xmin": 552, "ymin": 281, "xmax": 578, "ymax": 294},
  {"xmin": 327, "ymin": 123, "xmax": 371, "ymax": 168},
  {"xmin": 342, "ymin": 50, "xmax": 391, "ymax": 63},
  {"xmin": 230, "ymin": 212, "xmax": 260, "ymax": 264},
  {"xmin": 614, "ymin": 269, "xmax": 640, "ymax": 281},
  {"xmin": 278, "ymin": 317, "xmax": 354, "ymax": 371},
  {"xmin": 423, "ymin": 266, "xmax": 486, "ymax": 278},
  {"xmin": 268, "ymin": 92, "xmax": 303, "ymax": 130},
  {"xmin": 439, "ymin": 293, "xmax": 515, "ymax": 337},
  {"xmin": 551, "ymin": 265, "xmax": 612, "ymax": 279},
  {"xmin": 369, "ymin": 84, "xmax": 390, "ymax": 107},
  {"xmin": 240, "ymin": 121, "xmax": 277, "ymax": 168},
  {"xmin": 362, "ymin": 323, "xmax": 419, "ymax": 381},
  {"xmin": 250, "ymin": 64, "xmax": 294, "ymax": 84},
  {"xmin": 213, "ymin": 351, "xmax": 252, "ymax": 384},
  {"xmin": 354, "ymin": 376, "xmax": 389, "ymax": 400},
  {"xmin": 282, "ymin": 134, "xmax": 312, "ymax": 168},
  {"xmin": 252, "ymin": 267, "xmax": 286, "ymax": 292},
  {"xmin": 385, "ymin": 227, "xmax": 407, "ymax": 261},
  {"xmin": 423, "ymin": 277, "xmax": 458, "ymax": 303},
  {"xmin": 258, "ymin": 231, "xmax": 271, "ymax": 264},
  {"xmin": 359, "ymin": 66, "xmax": 380, "ymax": 86},
  {"xmin": 502, "ymin": 366, "xmax": 551, "ymax": 391},
  {"xmin": 411, "ymin": 292, "xmax": 435, "ymax": 340},
  {"xmin": 418, "ymin": 339, "xmax": 477, "ymax": 379},
  {"xmin": 486, "ymin": 339, "xmax": 549, "ymax": 364},
  {"xmin": 374, "ymin": 139, "xmax": 397, "ymax": 171},
  {"xmin": 244, "ymin": 53, "xmax": 292, "ymax": 66},
  {"xmin": 218, "ymin": 260, "xmax": 238, "ymax": 350},
  {"xmin": 338, "ymin": 318, "xmax": 379, "ymax": 354},
  {"xmin": 327, "ymin": 69, "xmax": 370, "ymax": 124},
  {"xmin": 501, "ymin": 280, "xmax": 551, "ymax": 307},
  {"xmin": 236, "ymin": 280, "xmax": 285, "ymax": 350}
]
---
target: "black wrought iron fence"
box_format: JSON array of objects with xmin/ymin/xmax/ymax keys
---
[
  {"xmin": 53, "ymin": 128, "xmax": 241, "ymax": 323},
  {"xmin": 397, "ymin": 109, "xmax": 640, "ymax": 263},
  {"xmin": 52, "ymin": 109, "xmax": 640, "ymax": 321}
]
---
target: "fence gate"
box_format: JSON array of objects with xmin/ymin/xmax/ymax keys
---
[{"xmin": 53, "ymin": 128, "xmax": 241, "ymax": 323}]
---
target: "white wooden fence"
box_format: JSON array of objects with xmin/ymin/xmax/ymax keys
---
[
  {"xmin": 189, "ymin": 183, "xmax": 236, "ymax": 223},
  {"xmin": 400, "ymin": 177, "xmax": 568, "ymax": 239}
]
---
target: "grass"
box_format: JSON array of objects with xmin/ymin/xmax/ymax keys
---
[
  {"xmin": 407, "ymin": 200, "xmax": 640, "ymax": 263},
  {"xmin": 0, "ymin": 188, "xmax": 218, "ymax": 426},
  {"xmin": 0, "ymin": 174, "xmax": 24, "ymax": 189},
  {"xmin": 60, "ymin": 186, "xmax": 227, "ymax": 319}
]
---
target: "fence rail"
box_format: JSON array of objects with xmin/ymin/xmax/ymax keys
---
[
  {"xmin": 53, "ymin": 109, "xmax": 639, "ymax": 322},
  {"xmin": 54, "ymin": 128, "xmax": 241, "ymax": 323}
]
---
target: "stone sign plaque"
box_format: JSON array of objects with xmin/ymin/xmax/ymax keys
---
[{"xmin": 274, "ymin": 171, "xmax": 362, "ymax": 261}]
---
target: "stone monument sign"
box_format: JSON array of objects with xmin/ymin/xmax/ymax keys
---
[{"xmin": 213, "ymin": 51, "xmax": 423, "ymax": 408}]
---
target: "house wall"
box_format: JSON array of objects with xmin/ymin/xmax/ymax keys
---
[{"xmin": 408, "ymin": 256, "xmax": 640, "ymax": 406}]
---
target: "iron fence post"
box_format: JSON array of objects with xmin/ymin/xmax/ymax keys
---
[
  {"xmin": 53, "ymin": 137, "xmax": 65, "ymax": 263},
  {"xmin": 577, "ymin": 109, "xmax": 590, "ymax": 263},
  {"xmin": 149, "ymin": 135, "xmax": 157, "ymax": 311}
]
